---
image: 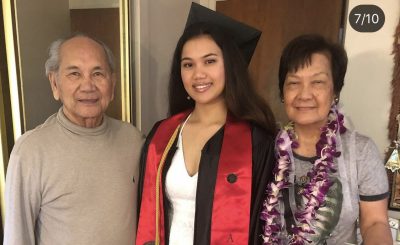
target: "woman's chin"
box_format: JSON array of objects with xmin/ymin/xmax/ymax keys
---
[{"xmin": 292, "ymin": 118, "xmax": 328, "ymax": 128}]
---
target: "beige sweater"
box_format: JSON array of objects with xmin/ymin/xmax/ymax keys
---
[{"xmin": 4, "ymin": 108, "xmax": 144, "ymax": 245}]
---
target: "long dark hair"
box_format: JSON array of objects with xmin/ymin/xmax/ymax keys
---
[{"xmin": 168, "ymin": 22, "xmax": 276, "ymax": 135}]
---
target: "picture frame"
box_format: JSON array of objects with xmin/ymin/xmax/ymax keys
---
[
  {"xmin": 389, "ymin": 170, "xmax": 400, "ymax": 210},
  {"xmin": 387, "ymin": 15, "xmax": 400, "ymax": 211}
]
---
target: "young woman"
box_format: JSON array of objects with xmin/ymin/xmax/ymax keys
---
[{"xmin": 136, "ymin": 13, "xmax": 277, "ymax": 245}]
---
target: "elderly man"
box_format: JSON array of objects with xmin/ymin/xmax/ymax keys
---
[{"xmin": 4, "ymin": 34, "xmax": 143, "ymax": 245}]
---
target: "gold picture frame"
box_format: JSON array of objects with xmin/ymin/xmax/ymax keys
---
[
  {"xmin": 387, "ymin": 17, "xmax": 400, "ymax": 210},
  {"xmin": 389, "ymin": 171, "xmax": 400, "ymax": 210}
]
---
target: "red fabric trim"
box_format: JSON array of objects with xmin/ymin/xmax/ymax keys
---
[
  {"xmin": 210, "ymin": 115, "xmax": 252, "ymax": 244},
  {"xmin": 136, "ymin": 111, "xmax": 189, "ymax": 245}
]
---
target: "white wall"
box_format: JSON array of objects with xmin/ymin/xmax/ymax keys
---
[
  {"xmin": 342, "ymin": 0, "xmax": 400, "ymax": 154},
  {"xmin": 138, "ymin": 0, "xmax": 199, "ymax": 134},
  {"xmin": 342, "ymin": 0, "xmax": 399, "ymax": 220},
  {"xmin": 69, "ymin": 0, "xmax": 118, "ymax": 9},
  {"xmin": 16, "ymin": 0, "xmax": 70, "ymax": 130}
]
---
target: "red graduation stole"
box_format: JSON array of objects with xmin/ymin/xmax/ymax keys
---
[{"xmin": 136, "ymin": 111, "xmax": 252, "ymax": 245}]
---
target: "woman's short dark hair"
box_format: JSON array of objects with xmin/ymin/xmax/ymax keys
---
[
  {"xmin": 278, "ymin": 34, "xmax": 348, "ymax": 98},
  {"xmin": 169, "ymin": 22, "xmax": 276, "ymax": 134}
]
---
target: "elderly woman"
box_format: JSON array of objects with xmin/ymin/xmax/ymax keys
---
[{"xmin": 261, "ymin": 34, "xmax": 392, "ymax": 244}]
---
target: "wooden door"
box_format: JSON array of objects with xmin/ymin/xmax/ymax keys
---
[
  {"xmin": 217, "ymin": 0, "xmax": 345, "ymax": 124},
  {"xmin": 70, "ymin": 8, "xmax": 122, "ymax": 120}
]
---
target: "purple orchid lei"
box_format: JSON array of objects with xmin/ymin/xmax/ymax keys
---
[{"xmin": 260, "ymin": 105, "xmax": 346, "ymax": 244}]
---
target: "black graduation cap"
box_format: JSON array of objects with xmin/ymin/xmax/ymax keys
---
[{"xmin": 185, "ymin": 2, "xmax": 261, "ymax": 65}]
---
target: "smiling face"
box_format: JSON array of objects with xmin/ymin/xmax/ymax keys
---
[
  {"xmin": 48, "ymin": 36, "xmax": 116, "ymax": 128},
  {"xmin": 283, "ymin": 53, "xmax": 335, "ymax": 129},
  {"xmin": 180, "ymin": 35, "xmax": 225, "ymax": 107}
]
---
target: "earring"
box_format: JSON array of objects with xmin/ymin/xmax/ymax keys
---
[
  {"xmin": 334, "ymin": 97, "xmax": 339, "ymax": 104},
  {"xmin": 281, "ymin": 98, "xmax": 284, "ymax": 103},
  {"xmin": 187, "ymin": 95, "xmax": 191, "ymax": 100}
]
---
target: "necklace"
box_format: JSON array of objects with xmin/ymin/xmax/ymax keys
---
[{"xmin": 261, "ymin": 105, "xmax": 346, "ymax": 244}]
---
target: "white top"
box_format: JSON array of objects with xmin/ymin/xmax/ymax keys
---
[{"xmin": 166, "ymin": 115, "xmax": 198, "ymax": 245}]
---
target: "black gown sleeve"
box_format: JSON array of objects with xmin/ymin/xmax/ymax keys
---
[
  {"xmin": 249, "ymin": 125, "xmax": 275, "ymax": 245},
  {"xmin": 137, "ymin": 121, "xmax": 162, "ymax": 220}
]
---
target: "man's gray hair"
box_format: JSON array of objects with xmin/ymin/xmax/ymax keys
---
[{"xmin": 45, "ymin": 33, "xmax": 116, "ymax": 76}]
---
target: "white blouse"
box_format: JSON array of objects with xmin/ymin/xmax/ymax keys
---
[{"xmin": 166, "ymin": 115, "xmax": 198, "ymax": 245}]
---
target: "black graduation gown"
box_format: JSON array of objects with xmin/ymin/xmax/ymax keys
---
[{"xmin": 137, "ymin": 121, "xmax": 275, "ymax": 245}]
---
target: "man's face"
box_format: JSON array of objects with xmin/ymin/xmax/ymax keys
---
[{"xmin": 49, "ymin": 37, "xmax": 116, "ymax": 128}]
